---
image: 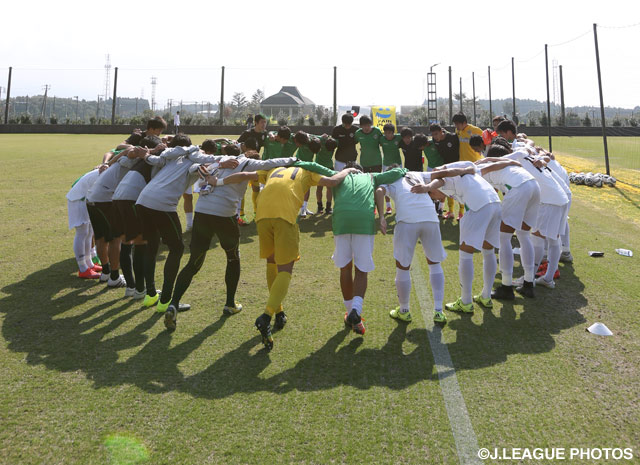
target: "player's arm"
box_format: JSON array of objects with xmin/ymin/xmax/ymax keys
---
[
  {"xmin": 375, "ymin": 187, "xmax": 387, "ymax": 235},
  {"xmin": 430, "ymin": 165, "xmax": 476, "ymax": 178},
  {"xmin": 317, "ymin": 167, "xmax": 358, "ymax": 187},
  {"xmin": 479, "ymin": 159, "xmax": 521, "ymax": 176},
  {"xmin": 410, "ymin": 178, "xmax": 445, "ymax": 194},
  {"xmin": 207, "ymin": 171, "xmax": 258, "ymax": 186},
  {"xmin": 245, "ymin": 157, "xmax": 297, "ymax": 171}
]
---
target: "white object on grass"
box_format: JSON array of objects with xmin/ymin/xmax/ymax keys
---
[{"xmin": 587, "ymin": 322, "xmax": 613, "ymax": 336}]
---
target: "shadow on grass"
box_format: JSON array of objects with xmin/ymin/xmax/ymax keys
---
[{"xmin": 0, "ymin": 255, "xmax": 586, "ymax": 399}]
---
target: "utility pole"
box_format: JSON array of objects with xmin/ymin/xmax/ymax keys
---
[
  {"xmin": 333, "ymin": 66, "xmax": 337, "ymax": 124},
  {"xmin": 488, "ymin": 66, "xmax": 492, "ymax": 120},
  {"xmin": 4, "ymin": 66, "xmax": 12, "ymax": 124},
  {"xmin": 544, "ymin": 44, "xmax": 553, "ymax": 151},
  {"xmin": 593, "ymin": 23, "xmax": 610, "ymax": 175},
  {"xmin": 74, "ymin": 96, "xmax": 79, "ymax": 121},
  {"xmin": 41, "ymin": 85, "xmax": 51, "ymax": 120},
  {"xmin": 111, "ymin": 66, "xmax": 118, "ymax": 124},
  {"xmin": 511, "ymin": 57, "xmax": 517, "ymax": 124},
  {"xmin": 220, "ymin": 66, "xmax": 225, "ymax": 125},
  {"xmin": 472, "ymin": 72, "xmax": 476, "ymax": 125},
  {"xmin": 448, "ymin": 66, "xmax": 452, "ymax": 124},
  {"xmin": 459, "ymin": 77, "xmax": 463, "ymax": 113},
  {"xmin": 559, "ymin": 65, "xmax": 566, "ymax": 126}
]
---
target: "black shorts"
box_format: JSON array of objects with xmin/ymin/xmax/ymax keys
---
[
  {"xmin": 137, "ymin": 204, "xmax": 183, "ymax": 249},
  {"xmin": 87, "ymin": 201, "xmax": 122, "ymax": 241},
  {"xmin": 190, "ymin": 212, "xmax": 240, "ymax": 255},
  {"xmin": 113, "ymin": 200, "xmax": 143, "ymax": 241},
  {"xmin": 362, "ymin": 165, "xmax": 382, "ymax": 173}
]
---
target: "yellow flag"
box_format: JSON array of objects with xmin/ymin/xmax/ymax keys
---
[{"xmin": 371, "ymin": 106, "xmax": 397, "ymax": 130}]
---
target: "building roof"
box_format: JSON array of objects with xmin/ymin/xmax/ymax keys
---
[{"xmin": 261, "ymin": 86, "xmax": 314, "ymax": 106}]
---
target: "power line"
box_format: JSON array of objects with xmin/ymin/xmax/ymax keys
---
[
  {"xmin": 598, "ymin": 21, "xmax": 640, "ymax": 29},
  {"xmin": 549, "ymin": 30, "xmax": 591, "ymax": 47}
]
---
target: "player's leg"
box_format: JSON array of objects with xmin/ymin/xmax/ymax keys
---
[
  {"xmin": 334, "ymin": 234, "xmax": 354, "ymax": 312},
  {"xmin": 493, "ymin": 221, "xmax": 516, "ymax": 300},
  {"xmin": 156, "ymin": 211, "xmax": 185, "ymax": 312},
  {"xmin": 182, "ymin": 191, "xmax": 194, "ymax": 231},
  {"xmin": 86, "ymin": 203, "xmax": 111, "ymax": 281},
  {"xmin": 137, "ymin": 205, "xmax": 162, "ymax": 307},
  {"xmin": 217, "ymin": 215, "xmax": 242, "ymax": 314},
  {"xmin": 74, "ymin": 223, "xmax": 100, "ymax": 278},
  {"xmin": 325, "ymin": 186, "xmax": 333, "ymax": 214},
  {"xmin": 346, "ymin": 235, "xmax": 374, "ymax": 335},
  {"xmin": 474, "ymin": 205, "xmax": 500, "ymax": 307},
  {"xmin": 300, "ymin": 190, "xmax": 313, "ymax": 217},
  {"xmin": 390, "ymin": 222, "xmax": 417, "ymax": 322},
  {"xmin": 420, "ymin": 221, "xmax": 448, "ymax": 322},
  {"xmin": 316, "ymin": 185, "xmax": 325, "ymax": 214},
  {"xmin": 444, "ymin": 197, "xmax": 455, "ymax": 219}
]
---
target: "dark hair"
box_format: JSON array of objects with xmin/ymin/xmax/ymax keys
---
[
  {"xmin": 224, "ymin": 144, "xmax": 241, "ymax": 156},
  {"xmin": 385, "ymin": 163, "xmax": 400, "ymax": 171},
  {"xmin": 294, "ymin": 130, "xmax": 309, "ymax": 145},
  {"xmin": 147, "ymin": 116, "xmax": 167, "ymax": 131},
  {"xmin": 243, "ymin": 137, "xmax": 258, "ymax": 151},
  {"xmin": 341, "ymin": 113, "xmax": 354, "ymax": 125},
  {"xmin": 277, "ymin": 126, "xmax": 291, "ymax": 140},
  {"xmin": 139, "ymin": 135, "xmax": 162, "ymax": 149},
  {"xmin": 452, "ymin": 113, "xmax": 467, "ymax": 124},
  {"xmin": 492, "ymin": 136, "xmax": 512, "ymax": 151},
  {"xmin": 497, "ymin": 120, "xmax": 517, "ymax": 135},
  {"xmin": 469, "ymin": 135, "xmax": 484, "ymax": 148},
  {"xmin": 486, "ymin": 144, "xmax": 512, "ymax": 157},
  {"xmin": 168, "ymin": 133, "xmax": 191, "ymax": 147},
  {"xmin": 254, "ymin": 113, "xmax": 266, "ymax": 124},
  {"xmin": 429, "ymin": 123, "xmax": 443, "ymax": 132},
  {"xmin": 359, "ymin": 115, "xmax": 372, "ymax": 126},
  {"xmin": 492, "ymin": 115, "xmax": 506, "ymax": 124},
  {"xmin": 345, "ymin": 160, "xmax": 362, "ymax": 171},
  {"xmin": 201, "ymin": 139, "xmax": 218, "ymax": 153},
  {"xmin": 383, "ymin": 123, "xmax": 395, "ymax": 133},
  {"xmin": 324, "ymin": 137, "xmax": 337, "ymax": 152},
  {"xmin": 414, "ymin": 134, "xmax": 428, "ymax": 147},
  {"xmin": 125, "ymin": 131, "xmax": 144, "ymax": 146},
  {"xmin": 400, "ymin": 127, "xmax": 414, "ymax": 138},
  {"xmin": 308, "ymin": 138, "xmax": 322, "ymax": 154}
]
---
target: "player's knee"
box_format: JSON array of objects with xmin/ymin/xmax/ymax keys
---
[{"xmin": 225, "ymin": 246, "xmax": 240, "ymax": 263}]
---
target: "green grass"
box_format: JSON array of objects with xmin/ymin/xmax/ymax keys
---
[{"xmin": 1, "ymin": 134, "xmax": 639, "ymax": 464}]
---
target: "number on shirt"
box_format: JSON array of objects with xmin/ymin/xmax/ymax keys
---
[{"xmin": 269, "ymin": 167, "xmax": 300, "ymax": 180}]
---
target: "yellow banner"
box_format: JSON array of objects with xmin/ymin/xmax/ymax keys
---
[{"xmin": 371, "ymin": 106, "xmax": 397, "ymax": 130}]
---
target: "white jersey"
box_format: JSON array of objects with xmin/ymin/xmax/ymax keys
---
[
  {"xmin": 481, "ymin": 164, "xmax": 534, "ymax": 194},
  {"xmin": 548, "ymin": 159, "xmax": 570, "ymax": 187},
  {"xmin": 505, "ymin": 151, "xmax": 568, "ymax": 206},
  {"xmin": 66, "ymin": 169, "xmax": 100, "ymax": 201},
  {"xmin": 438, "ymin": 161, "xmax": 500, "ymax": 211},
  {"xmin": 381, "ymin": 172, "xmax": 439, "ymax": 224},
  {"xmin": 174, "ymin": 114, "xmax": 180, "ymax": 125}
]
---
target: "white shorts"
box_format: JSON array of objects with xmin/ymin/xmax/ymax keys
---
[
  {"xmin": 332, "ymin": 234, "xmax": 375, "ymax": 272},
  {"xmin": 501, "ymin": 179, "xmax": 540, "ymax": 230},
  {"xmin": 393, "ymin": 221, "xmax": 446, "ymax": 267},
  {"xmin": 334, "ymin": 160, "xmax": 347, "ymax": 172},
  {"xmin": 535, "ymin": 203, "xmax": 568, "ymax": 240},
  {"xmin": 68, "ymin": 199, "xmax": 90, "ymax": 229},
  {"xmin": 459, "ymin": 202, "xmax": 501, "ymax": 250}
]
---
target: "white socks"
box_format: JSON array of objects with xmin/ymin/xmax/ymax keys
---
[
  {"xmin": 429, "ymin": 263, "xmax": 445, "ymax": 311},
  {"xmin": 395, "ymin": 268, "xmax": 411, "ymax": 312},
  {"xmin": 532, "ymin": 234, "xmax": 546, "ymax": 272},
  {"xmin": 352, "ymin": 296, "xmax": 364, "ymax": 316},
  {"xmin": 561, "ymin": 222, "xmax": 570, "ymax": 252},
  {"xmin": 74, "ymin": 223, "xmax": 93, "ymax": 272},
  {"xmin": 186, "ymin": 212, "xmax": 193, "ymax": 228},
  {"xmin": 482, "ymin": 248, "xmax": 497, "ymax": 299},
  {"xmin": 545, "ymin": 238, "xmax": 561, "ymax": 282},
  {"xmin": 459, "ymin": 251, "xmax": 474, "ymax": 305},
  {"xmin": 499, "ymin": 231, "xmax": 514, "ymax": 286},
  {"xmin": 516, "ymin": 229, "xmax": 535, "ymax": 282},
  {"xmin": 343, "ymin": 299, "xmax": 353, "ymax": 312}
]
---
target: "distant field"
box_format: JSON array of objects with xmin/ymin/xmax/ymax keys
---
[{"xmin": 1, "ymin": 134, "xmax": 639, "ymax": 464}]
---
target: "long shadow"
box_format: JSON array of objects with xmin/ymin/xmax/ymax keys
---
[
  {"xmin": 298, "ymin": 213, "xmax": 333, "ymax": 237},
  {"xmin": 1, "ymin": 254, "xmax": 587, "ymax": 400},
  {"xmin": 613, "ymin": 186, "xmax": 640, "ymax": 210}
]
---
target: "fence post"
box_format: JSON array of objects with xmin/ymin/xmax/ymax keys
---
[
  {"xmin": 593, "ymin": 23, "xmax": 610, "ymax": 175},
  {"xmin": 559, "ymin": 65, "xmax": 565, "ymax": 126},
  {"xmin": 448, "ymin": 66, "xmax": 452, "ymax": 123},
  {"xmin": 459, "ymin": 77, "xmax": 462, "ymax": 113},
  {"xmin": 545, "ymin": 45, "xmax": 553, "ymax": 151},
  {"xmin": 333, "ymin": 66, "xmax": 337, "ymax": 124},
  {"xmin": 472, "ymin": 72, "xmax": 476, "ymax": 125},
  {"xmin": 511, "ymin": 57, "xmax": 517, "ymax": 123},
  {"xmin": 111, "ymin": 66, "xmax": 118, "ymax": 125},
  {"xmin": 220, "ymin": 66, "xmax": 225, "ymax": 125},
  {"xmin": 4, "ymin": 66, "xmax": 12, "ymax": 124},
  {"xmin": 488, "ymin": 66, "xmax": 492, "ymax": 120}
]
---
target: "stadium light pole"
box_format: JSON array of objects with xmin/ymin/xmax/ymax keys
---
[
  {"xmin": 559, "ymin": 65, "xmax": 566, "ymax": 126},
  {"xmin": 593, "ymin": 23, "xmax": 610, "ymax": 175},
  {"xmin": 111, "ymin": 67, "xmax": 118, "ymax": 125},
  {"xmin": 544, "ymin": 44, "xmax": 553, "ymax": 151},
  {"xmin": 4, "ymin": 66, "xmax": 12, "ymax": 124}
]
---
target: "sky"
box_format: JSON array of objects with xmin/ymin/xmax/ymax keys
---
[{"xmin": 1, "ymin": 0, "xmax": 639, "ymax": 111}]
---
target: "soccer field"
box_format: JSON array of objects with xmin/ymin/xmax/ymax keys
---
[{"xmin": 0, "ymin": 134, "xmax": 639, "ymax": 465}]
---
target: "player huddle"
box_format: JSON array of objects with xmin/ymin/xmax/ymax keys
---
[{"xmin": 66, "ymin": 112, "xmax": 573, "ymax": 351}]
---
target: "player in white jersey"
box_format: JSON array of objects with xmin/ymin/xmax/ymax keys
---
[
  {"xmin": 475, "ymin": 153, "xmax": 540, "ymax": 299},
  {"xmin": 410, "ymin": 161, "xmax": 502, "ymax": 314},
  {"xmin": 490, "ymin": 140, "xmax": 569, "ymax": 292},
  {"xmin": 375, "ymin": 166, "xmax": 455, "ymax": 323},
  {"xmin": 67, "ymin": 168, "xmax": 102, "ymax": 278}
]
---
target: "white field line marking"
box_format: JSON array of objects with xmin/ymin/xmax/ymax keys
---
[{"xmin": 411, "ymin": 256, "xmax": 482, "ymax": 465}]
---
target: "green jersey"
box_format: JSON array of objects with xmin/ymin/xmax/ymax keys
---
[
  {"xmin": 379, "ymin": 134, "xmax": 403, "ymax": 167},
  {"xmin": 424, "ymin": 142, "xmax": 444, "ymax": 169},
  {"xmin": 332, "ymin": 168, "xmax": 406, "ymax": 235},
  {"xmin": 354, "ymin": 127, "xmax": 383, "ymax": 167},
  {"xmin": 315, "ymin": 136, "xmax": 335, "ymax": 169},
  {"xmin": 262, "ymin": 133, "xmax": 297, "ymax": 160},
  {"xmin": 295, "ymin": 143, "xmax": 315, "ymax": 162}
]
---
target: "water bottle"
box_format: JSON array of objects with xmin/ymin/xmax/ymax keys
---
[{"xmin": 615, "ymin": 248, "xmax": 633, "ymax": 257}]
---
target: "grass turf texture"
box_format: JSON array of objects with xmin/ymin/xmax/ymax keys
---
[{"xmin": 0, "ymin": 134, "xmax": 639, "ymax": 464}]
